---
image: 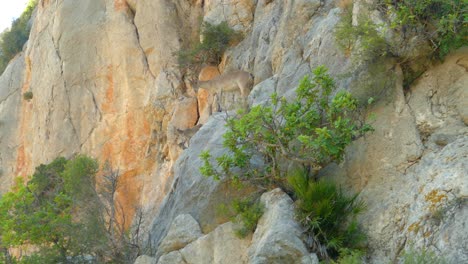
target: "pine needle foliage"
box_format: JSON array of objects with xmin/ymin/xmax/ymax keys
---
[{"xmin": 288, "ymin": 170, "xmax": 366, "ymax": 260}]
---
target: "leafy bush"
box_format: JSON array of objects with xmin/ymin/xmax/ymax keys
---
[
  {"xmin": 329, "ymin": 249, "xmax": 365, "ymax": 264},
  {"xmin": 199, "ymin": 67, "xmax": 372, "ymax": 261},
  {"xmin": 288, "ymin": 170, "xmax": 366, "ymax": 260},
  {"xmin": 335, "ymin": 5, "xmax": 388, "ymax": 60},
  {"xmin": 386, "ymin": 0, "xmax": 467, "ymax": 59},
  {"xmin": 176, "ymin": 21, "xmax": 242, "ymax": 71},
  {"xmin": 23, "ymin": 91, "xmax": 33, "ymax": 101},
  {"xmin": 0, "ymin": 0, "xmax": 37, "ymax": 75},
  {"xmin": 231, "ymin": 198, "xmax": 264, "ymax": 238},
  {"xmin": 0, "ymin": 156, "xmax": 102, "ymax": 262},
  {"xmin": 335, "ymin": 0, "xmax": 467, "ymax": 62},
  {"xmin": 200, "ymin": 66, "xmax": 373, "ymax": 187},
  {"xmin": 0, "ymin": 156, "xmax": 148, "ymax": 263}
]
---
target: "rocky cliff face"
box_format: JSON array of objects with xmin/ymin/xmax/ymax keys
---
[{"xmin": 0, "ymin": 0, "xmax": 466, "ymax": 263}]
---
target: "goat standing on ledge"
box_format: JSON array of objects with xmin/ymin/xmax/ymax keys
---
[{"xmin": 197, "ymin": 70, "xmax": 254, "ymax": 98}]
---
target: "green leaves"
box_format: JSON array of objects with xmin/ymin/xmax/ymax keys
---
[
  {"xmin": 0, "ymin": 155, "xmax": 105, "ymax": 262},
  {"xmin": 176, "ymin": 21, "xmax": 242, "ymax": 70},
  {"xmin": 388, "ymin": 0, "xmax": 467, "ymax": 59},
  {"xmin": 231, "ymin": 198, "xmax": 264, "ymax": 238},
  {"xmin": 199, "ymin": 66, "xmax": 372, "ymax": 187},
  {"xmin": 0, "ymin": 0, "xmax": 38, "ymax": 75},
  {"xmin": 197, "ymin": 66, "xmax": 372, "ymax": 261}
]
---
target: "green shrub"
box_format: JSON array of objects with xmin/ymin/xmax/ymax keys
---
[
  {"xmin": 386, "ymin": 0, "xmax": 467, "ymax": 59},
  {"xmin": 231, "ymin": 198, "xmax": 264, "ymax": 238},
  {"xmin": 0, "ymin": 156, "xmax": 102, "ymax": 262},
  {"xmin": 200, "ymin": 66, "xmax": 373, "ymax": 187},
  {"xmin": 0, "ymin": 156, "xmax": 149, "ymax": 263},
  {"xmin": 0, "ymin": 0, "xmax": 37, "ymax": 75},
  {"xmin": 288, "ymin": 170, "xmax": 366, "ymax": 260},
  {"xmin": 198, "ymin": 66, "xmax": 372, "ymax": 261},
  {"xmin": 176, "ymin": 21, "xmax": 242, "ymax": 71},
  {"xmin": 401, "ymin": 247, "xmax": 447, "ymax": 264},
  {"xmin": 328, "ymin": 249, "xmax": 365, "ymax": 264},
  {"xmin": 335, "ymin": 5, "xmax": 388, "ymax": 61},
  {"xmin": 23, "ymin": 91, "xmax": 33, "ymax": 100},
  {"xmin": 335, "ymin": 0, "xmax": 467, "ymax": 62}
]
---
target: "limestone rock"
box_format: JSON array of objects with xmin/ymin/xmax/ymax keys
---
[
  {"xmin": 248, "ymin": 76, "xmax": 277, "ymax": 106},
  {"xmin": 301, "ymin": 253, "xmax": 319, "ymax": 264},
  {"xmin": 157, "ymin": 214, "xmax": 203, "ymax": 256},
  {"xmin": 196, "ymin": 88, "xmax": 214, "ymax": 125},
  {"xmin": 203, "ymin": 0, "xmax": 256, "ymax": 33},
  {"xmin": 249, "ymin": 188, "xmax": 309, "ymax": 264},
  {"xmin": 0, "ymin": 54, "xmax": 24, "ymax": 193},
  {"xmin": 134, "ymin": 255, "xmax": 157, "ymax": 264},
  {"xmin": 319, "ymin": 51, "xmax": 468, "ymax": 263},
  {"xmin": 408, "ymin": 48, "xmax": 467, "ymax": 142},
  {"xmin": 400, "ymin": 137, "xmax": 468, "ymax": 263},
  {"xmin": 157, "ymin": 251, "xmax": 187, "ymax": 264},
  {"xmin": 179, "ymin": 222, "xmax": 250, "ymax": 264},
  {"xmin": 169, "ymin": 97, "xmax": 199, "ymax": 131}
]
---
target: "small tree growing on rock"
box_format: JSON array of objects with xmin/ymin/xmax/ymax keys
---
[
  {"xmin": 200, "ymin": 66, "xmax": 373, "ymax": 187},
  {"xmin": 199, "ymin": 66, "xmax": 373, "ymax": 261},
  {"xmin": 176, "ymin": 21, "xmax": 242, "ymax": 83}
]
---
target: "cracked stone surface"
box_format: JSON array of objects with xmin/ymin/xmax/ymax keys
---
[
  {"xmin": 0, "ymin": 54, "xmax": 25, "ymax": 193},
  {"xmin": 319, "ymin": 50, "xmax": 468, "ymax": 263},
  {"xmin": 0, "ymin": 0, "xmax": 204, "ymax": 223},
  {"xmin": 156, "ymin": 214, "xmax": 203, "ymax": 256},
  {"xmin": 0, "ymin": 1, "xmax": 466, "ymax": 263}
]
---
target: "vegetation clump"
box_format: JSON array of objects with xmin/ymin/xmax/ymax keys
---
[
  {"xmin": 23, "ymin": 91, "xmax": 33, "ymax": 101},
  {"xmin": 400, "ymin": 246, "xmax": 447, "ymax": 264},
  {"xmin": 216, "ymin": 198, "xmax": 265, "ymax": 239},
  {"xmin": 0, "ymin": 156, "xmax": 149, "ymax": 263},
  {"xmin": 199, "ymin": 66, "xmax": 372, "ymax": 261},
  {"xmin": 336, "ymin": 0, "xmax": 467, "ymax": 61},
  {"xmin": 0, "ymin": 0, "xmax": 37, "ymax": 75},
  {"xmin": 200, "ymin": 66, "xmax": 373, "ymax": 186},
  {"xmin": 288, "ymin": 171, "xmax": 366, "ymax": 260},
  {"xmin": 386, "ymin": 0, "xmax": 467, "ymax": 60},
  {"xmin": 176, "ymin": 21, "xmax": 242, "ymax": 72},
  {"xmin": 335, "ymin": 0, "xmax": 467, "ymax": 89}
]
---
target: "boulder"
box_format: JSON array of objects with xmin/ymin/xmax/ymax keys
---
[
  {"xmin": 179, "ymin": 222, "xmax": 250, "ymax": 264},
  {"xmin": 157, "ymin": 251, "xmax": 187, "ymax": 264},
  {"xmin": 134, "ymin": 255, "xmax": 157, "ymax": 264},
  {"xmin": 157, "ymin": 214, "xmax": 203, "ymax": 256},
  {"xmin": 249, "ymin": 188, "xmax": 309, "ymax": 264}
]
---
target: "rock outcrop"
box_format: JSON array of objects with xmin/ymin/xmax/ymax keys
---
[
  {"xmin": 152, "ymin": 189, "xmax": 314, "ymax": 264},
  {"xmin": 0, "ymin": 0, "xmax": 466, "ymax": 263},
  {"xmin": 0, "ymin": 54, "xmax": 25, "ymax": 193},
  {"xmin": 320, "ymin": 49, "xmax": 468, "ymax": 263},
  {"xmin": 248, "ymin": 189, "xmax": 309, "ymax": 264}
]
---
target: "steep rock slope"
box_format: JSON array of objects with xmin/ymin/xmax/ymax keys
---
[
  {"xmin": 0, "ymin": 54, "xmax": 25, "ymax": 193},
  {"xmin": 0, "ymin": 0, "xmax": 203, "ymax": 222},
  {"xmin": 0, "ymin": 0, "xmax": 466, "ymax": 263}
]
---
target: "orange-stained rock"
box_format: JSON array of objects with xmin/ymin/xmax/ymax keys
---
[
  {"xmin": 169, "ymin": 97, "xmax": 199, "ymax": 131},
  {"xmin": 114, "ymin": 0, "xmax": 128, "ymax": 11},
  {"xmin": 197, "ymin": 88, "xmax": 214, "ymax": 125}
]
